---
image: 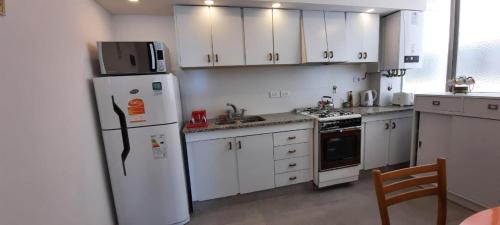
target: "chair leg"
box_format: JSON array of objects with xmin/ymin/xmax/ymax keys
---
[{"xmin": 373, "ymin": 170, "xmax": 390, "ymax": 225}]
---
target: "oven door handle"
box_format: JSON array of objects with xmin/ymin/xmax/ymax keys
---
[{"xmin": 320, "ymin": 127, "xmax": 361, "ymax": 133}]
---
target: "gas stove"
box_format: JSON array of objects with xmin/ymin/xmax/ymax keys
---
[{"xmin": 296, "ymin": 107, "xmax": 362, "ymax": 122}]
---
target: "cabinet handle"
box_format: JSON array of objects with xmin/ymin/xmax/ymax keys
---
[
  {"xmin": 289, "ymin": 176, "xmax": 297, "ymax": 181},
  {"xmin": 288, "ymin": 149, "xmax": 297, "ymax": 154},
  {"xmin": 289, "ymin": 162, "xmax": 297, "ymax": 167},
  {"xmin": 229, "ymin": 142, "xmax": 232, "ymax": 150},
  {"xmin": 324, "ymin": 51, "xmax": 328, "ymax": 59},
  {"xmin": 329, "ymin": 51, "xmax": 334, "ymax": 59},
  {"xmin": 275, "ymin": 53, "xmax": 279, "ymax": 61},
  {"xmin": 432, "ymin": 101, "xmax": 440, "ymax": 106},
  {"xmin": 268, "ymin": 53, "xmax": 273, "ymax": 61},
  {"xmin": 288, "ymin": 136, "xmax": 296, "ymax": 140},
  {"xmin": 238, "ymin": 141, "xmax": 242, "ymax": 149},
  {"xmin": 215, "ymin": 54, "xmax": 219, "ymax": 63},
  {"xmin": 207, "ymin": 54, "xmax": 211, "ymax": 63},
  {"xmin": 385, "ymin": 123, "xmax": 390, "ymax": 130},
  {"xmin": 358, "ymin": 52, "xmax": 363, "ymax": 59},
  {"xmin": 418, "ymin": 141, "xmax": 422, "ymax": 148},
  {"xmin": 488, "ymin": 104, "xmax": 499, "ymax": 110},
  {"xmin": 392, "ymin": 122, "xmax": 396, "ymax": 129},
  {"xmin": 364, "ymin": 52, "xmax": 368, "ymax": 59}
]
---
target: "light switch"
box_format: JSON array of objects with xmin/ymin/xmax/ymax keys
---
[{"xmin": 280, "ymin": 90, "xmax": 291, "ymax": 97}]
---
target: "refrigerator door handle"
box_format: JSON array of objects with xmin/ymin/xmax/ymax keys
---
[{"xmin": 112, "ymin": 96, "xmax": 131, "ymax": 176}]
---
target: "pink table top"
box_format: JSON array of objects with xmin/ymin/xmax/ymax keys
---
[{"xmin": 461, "ymin": 207, "xmax": 500, "ymax": 225}]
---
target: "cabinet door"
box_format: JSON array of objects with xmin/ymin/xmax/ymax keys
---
[
  {"xmin": 302, "ymin": 10, "xmax": 328, "ymax": 63},
  {"xmin": 448, "ymin": 117, "xmax": 500, "ymax": 208},
  {"xmin": 346, "ymin": 13, "xmax": 364, "ymax": 62},
  {"xmin": 362, "ymin": 13, "xmax": 380, "ymax": 62},
  {"xmin": 243, "ymin": 8, "xmax": 274, "ymax": 65},
  {"xmin": 388, "ymin": 117, "xmax": 412, "ymax": 165},
  {"xmin": 364, "ymin": 120, "xmax": 390, "ymax": 169},
  {"xmin": 325, "ymin": 11, "xmax": 348, "ymax": 62},
  {"xmin": 188, "ymin": 138, "xmax": 238, "ymax": 201},
  {"xmin": 236, "ymin": 134, "xmax": 275, "ymax": 194},
  {"xmin": 416, "ymin": 113, "xmax": 451, "ymax": 166},
  {"xmin": 272, "ymin": 9, "xmax": 301, "ymax": 64},
  {"xmin": 174, "ymin": 6, "xmax": 213, "ymax": 67},
  {"xmin": 210, "ymin": 7, "xmax": 245, "ymax": 66}
]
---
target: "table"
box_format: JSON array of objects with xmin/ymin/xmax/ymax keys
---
[{"xmin": 461, "ymin": 207, "xmax": 500, "ymax": 225}]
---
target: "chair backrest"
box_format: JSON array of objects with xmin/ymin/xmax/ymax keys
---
[{"xmin": 372, "ymin": 158, "xmax": 447, "ymax": 225}]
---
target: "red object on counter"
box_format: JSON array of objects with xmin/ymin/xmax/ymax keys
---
[{"xmin": 186, "ymin": 110, "xmax": 208, "ymax": 128}]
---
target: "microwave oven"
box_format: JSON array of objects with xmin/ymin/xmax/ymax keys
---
[{"xmin": 97, "ymin": 41, "xmax": 169, "ymax": 75}]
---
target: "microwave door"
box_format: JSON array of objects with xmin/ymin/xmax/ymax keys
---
[{"xmin": 100, "ymin": 42, "xmax": 156, "ymax": 74}]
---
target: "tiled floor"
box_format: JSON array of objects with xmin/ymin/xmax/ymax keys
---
[{"xmin": 188, "ymin": 171, "xmax": 474, "ymax": 225}]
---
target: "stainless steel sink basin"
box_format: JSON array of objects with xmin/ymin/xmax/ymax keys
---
[
  {"xmin": 240, "ymin": 116, "xmax": 266, "ymax": 123},
  {"xmin": 215, "ymin": 119, "xmax": 236, "ymax": 125}
]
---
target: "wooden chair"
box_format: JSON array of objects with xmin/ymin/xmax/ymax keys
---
[{"xmin": 372, "ymin": 158, "xmax": 447, "ymax": 225}]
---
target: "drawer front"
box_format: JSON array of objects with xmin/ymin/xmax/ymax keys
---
[
  {"xmin": 415, "ymin": 96, "xmax": 462, "ymax": 113},
  {"xmin": 274, "ymin": 143, "xmax": 311, "ymax": 160},
  {"xmin": 273, "ymin": 129, "xmax": 312, "ymax": 146},
  {"xmin": 463, "ymin": 98, "xmax": 500, "ymax": 120},
  {"xmin": 275, "ymin": 156, "xmax": 310, "ymax": 174},
  {"xmin": 275, "ymin": 170, "xmax": 311, "ymax": 187}
]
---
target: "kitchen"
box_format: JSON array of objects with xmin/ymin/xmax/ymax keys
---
[{"xmin": 1, "ymin": 0, "xmax": 500, "ymax": 225}]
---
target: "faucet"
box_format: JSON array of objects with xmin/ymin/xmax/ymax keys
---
[{"xmin": 226, "ymin": 103, "xmax": 246, "ymax": 119}]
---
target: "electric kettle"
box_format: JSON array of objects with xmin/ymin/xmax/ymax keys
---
[{"xmin": 360, "ymin": 90, "xmax": 378, "ymax": 106}]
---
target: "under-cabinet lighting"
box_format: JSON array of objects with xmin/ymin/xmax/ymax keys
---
[
  {"xmin": 365, "ymin": 8, "xmax": 375, "ymax": 13},
  {"xmin": 272, "ymin": 3, "xmax": 281, "ymax": 8},
  {"xmin": 204, "ymin": 0, "xmax": 214, "ymax": 5},
  {"xmin": 128, "ymin": 0, "xmax": 139, "ymax": 2}
]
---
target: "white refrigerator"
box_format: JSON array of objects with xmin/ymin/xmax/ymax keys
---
[{"xmin": 93, "ymin": 74, "xmax": 190, "ymax": 225}]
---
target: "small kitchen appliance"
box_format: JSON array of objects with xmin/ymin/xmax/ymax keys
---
[
  {"xmin": 296, "ymin": 107, "xmax": 362, "ymax": 188},
  {"xmin": 98, "ymin": 41, "xmax": 169, "ymax": 75},
  {"xmin": 187, "ymin": 110, "xmax": 208, "ymax": 128},
  {"xmin": 392, "ymin": 92, "xmax": 414, "ymax": 106},
  {"xmin": 360, "ymin": 90, "xmax": 378, "ymax": 106}
]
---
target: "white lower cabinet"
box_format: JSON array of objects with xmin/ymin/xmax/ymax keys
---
[
  {"xmin": 416, "ymin": 112, "xmax": 452, "ymax": 166},
  {"xmin": 236, "ymin": 134, "xmax": 275, "ymax": 194},
  {"xmin": 188, "ymin": 138, "xmax": 238, "ymax": 201},
  {"xmin": 187, "ymin": 125, "xmax": 313, "ymax": 201},
  {"xmin": 363, "ymin": 115, "xmax": 413, "ymax": 170}
]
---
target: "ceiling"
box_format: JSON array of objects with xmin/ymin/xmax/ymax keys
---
[{"xmin": 95, "ymin": 0, "xmax": 425, "ymax": 16}]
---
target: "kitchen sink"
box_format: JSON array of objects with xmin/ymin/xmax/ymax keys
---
[
  {"xmin": 215, "ymin": 119, "xmax": 237, "ymax": 125},
  {"xmin": 240, "ymin": 116, "xmax": 266, "ymax": 123}
]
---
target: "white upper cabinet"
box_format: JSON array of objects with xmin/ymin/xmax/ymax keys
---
[
  {"xmin": 175, "ymin": 6, "xmax": 245, "ymax": 68},
  {"xmin": 211, "ymin": 7, "xmax": 245, "ymax": 67},
  {"xmin": 174, "ymin": 6, "xmax": 213, "ymax": 67},
  {"xmin": 243, "ymin": 8, "xmax": 274, "ymax": 65},
  {"xmin": 272, "ymin": 9, "xmax": 301, "ymax": 65},
  {"xmin": 302, "ymin": 11, "xmax": 347, "ymax": 63},
  {"xmin": 302, "ymin": 10, "xmax": 329, "ymax": 63},
  {"xmin": 346, "ymin": 13, "xmax": 379, "ymax": 62},
  {"xmin": 325, "ymin": 12, "xmax": 348, "ymax": 62}
]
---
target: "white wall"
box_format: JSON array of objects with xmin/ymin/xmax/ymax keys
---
[
  {"xmin": 0, "ymin": 1, "xmax": 115, "ymax": 225},
  {"xmin": 111, "ymin": 15, "xmax": 370, "ymax": 119}
]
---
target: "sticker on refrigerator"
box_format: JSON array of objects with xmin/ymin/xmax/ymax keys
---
[
  {"xmin": 151, "ymin": 134, "xmax": 167, "ymax": 159},
  {"xmin": 128, "ymin": 98, "xmax": 146, "ymax": 123}
]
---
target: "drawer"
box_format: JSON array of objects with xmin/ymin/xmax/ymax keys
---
[
  {"xmin": 463, "ymin": 98, "xmax": 500, "ymax": 120},
  {"xmin": 274, "ymin": 143, "xmax": 311, "ymax": 160},
  {"xmin": 275, "ymin": 170, "xmax": 311, "ymax": 187},
  {"xmin": 415, "ymin": 96, "xmax": 462, "ymax": 113},
  {"xmin": 273, "ymin": 129, "xmax": 312, "ymax": 146},
  {"xmin": 275, "ymin": 156, "xmax": 310, "ymax": 174}
]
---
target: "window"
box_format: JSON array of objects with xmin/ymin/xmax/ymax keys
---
[
  {"xmin": 403, "ymin": 0, "xmax": 452, "ymax": 93},
  {"xmin": 455, "ymin": 0, "xmax": 500, "ymax": 92}
]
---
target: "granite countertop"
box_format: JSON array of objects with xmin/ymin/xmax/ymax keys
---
[
  {"xmin": 343, "ymin": 105, "xmax": 414, "ymax": 116},
  {"xmin": 183, "ymin": 112, "xmax": 314, "ymax": 134}
]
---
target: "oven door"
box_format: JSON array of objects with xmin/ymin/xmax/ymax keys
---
[{"xmin": 319, "ymin": 127, "xmax": 361, "ymax": 171}]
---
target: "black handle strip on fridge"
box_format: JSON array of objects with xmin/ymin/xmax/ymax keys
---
[{"xmin": 112, "ymin": 96, "xmax": 130, "ymax": 176}]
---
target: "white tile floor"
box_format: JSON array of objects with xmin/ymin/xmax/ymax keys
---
[{"xmin": 188, "ymin": 171, "xmax": 474, "ymax": 225}]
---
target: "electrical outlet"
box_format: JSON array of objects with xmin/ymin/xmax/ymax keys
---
[
  {"xmin": 280, "ymin": 90, "xmax": 291, "ymax": 97},
  {"xmin": 269, "ymin": 90, "xmax": 280, "ymax": 98}
]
